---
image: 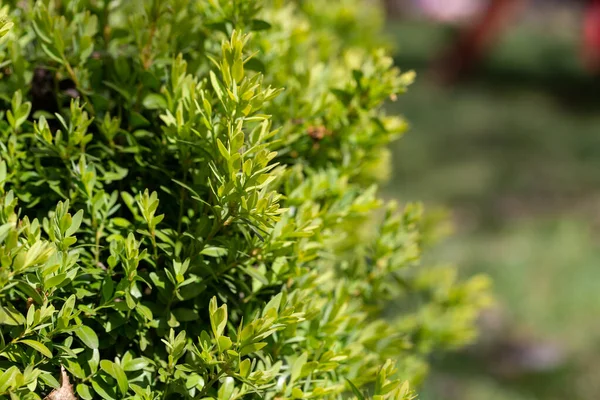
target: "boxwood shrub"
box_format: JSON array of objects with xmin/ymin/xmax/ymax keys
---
[{"xmin": 0, "ymin": 1, "xmax": 490, "ymax": 399}]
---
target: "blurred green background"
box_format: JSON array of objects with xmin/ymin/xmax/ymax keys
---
[{"xmin": 383, "ymin": 11, "xmax": 600, "ymax": 400}]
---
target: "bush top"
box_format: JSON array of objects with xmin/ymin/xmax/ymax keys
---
[{"xmin": 0, "ymin": 1, "xmax": 490, "ymax": 399}]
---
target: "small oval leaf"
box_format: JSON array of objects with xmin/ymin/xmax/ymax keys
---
[
  {"xmin": 20, "ymin": 339, "xmax": 53, "ymax": 358},
  {"xmin": 74, "ymin": 325, "xmax": 99, "ymax": 349}
]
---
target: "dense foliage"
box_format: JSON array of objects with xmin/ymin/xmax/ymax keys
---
[{"xmin": 0, "ymin": 0, "xmax": 490, "ymax": 399}]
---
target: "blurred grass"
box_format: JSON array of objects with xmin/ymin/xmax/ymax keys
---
[{"xmin": 384, "ymin": 17, "xmax": 600, "ymax": 400}]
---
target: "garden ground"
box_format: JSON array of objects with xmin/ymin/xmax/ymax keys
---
[{"xmin": 386, "ymin": 16, "xmax": 600, "ymax": 400}]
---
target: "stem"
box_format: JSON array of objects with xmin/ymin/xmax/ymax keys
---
[
  {"xmin": 177, "ymin": 157, "xmax": 189, "ymax": 236},
  {"xmin": 165, "ymin": 290, "xmax": 175, "ymax": 315},
  {"xmin": 102, "ymin": 0, "xmax": 111, "ymax": 49},
  {"xmin": 142, "ymin": 25, "xmax": 156, "ymax": 70},
  {"xmin": 177, "ymin": 188, "xmax": 185, "ymax": 235},
  {"xmin": 150, "ymin": 230, "xmax": 158, "ymax": 263},
  {"xmin": 64, "ymin": 60, "xmax": 95, "ymax": 115},
  {"xmin": 161, "ymin": 376, "xmax": 171, "ymax": 400},
  {"xmin": 205, "ymin": 210, "xmax": 229, "ymax": 243},
  {"xmin": 0, "ymin": 331, "xmax": 27, "ymax": 355},
  {"xmin": 94, "ymin": 222, "xmax": 104, "ymax": 265},
  {"xmin": 141, "ymin": 4, "xmax": 159, "ymax": 71}
]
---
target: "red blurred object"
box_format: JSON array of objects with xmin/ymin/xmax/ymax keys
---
[
  {"xmin": 583, "ymin": 0, "xmax": 600, "ymax": 73},
  {"xmin": 417, "ymin": 0, "xmax": 483, "ymax": 22},
  {"xmin": 432, "ymin": 0, "xmax": 600, "ymax": 83}
]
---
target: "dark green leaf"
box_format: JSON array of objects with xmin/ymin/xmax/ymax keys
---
[
  {"xmin": 92, "ymin": 375, "xmax": 117, "ymax": 400},
  {"xmin": 251, "ymin": 19, "xmax": 271, "ymax": 31},
  {"xmin": 346, "ymin": 379, "xmax": 366, "ymax": 400}
]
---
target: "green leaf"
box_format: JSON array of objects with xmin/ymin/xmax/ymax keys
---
[
  {"xmin": 65, "ymin": 209, "xmax": 83, "ymax": 237},
  {"xmin": 0, "ymin": 223, "xmax": 13, "ymax": 243},
  {"xmin": 89, "ymin": 349, "xmax": 100, "ymax": 374},
  {"xmin": 31, "ymin": 18, "xmax": 51, "ymax": 43},
  {"xmin": 136, "ymin": 304, "xmax": 153, "ymax": 321},
  {"xmin": 111, "ymin": 217, "xmax": 131, "ymax": 228},
  {"xmin": 0, "ymin": 304, "xmax": 26, "ymax": 326},
  {"xmin": 123, "ymin": 357, "xmax": 148, "ymax": 372},
  {"xmin": 239, "ymin": 358, "xmax": 251, "ymax": 378},
  {"xmin": 41, "ymin": 43, "xmax": 64, "ymax": 65},
  {"xmin": 331, "ymin": 88, "xmax": 353, "ymax": 106},
  {"xmin": 0, "ymin": 366, "xmax": 19, "ymax": 392},
  {"xmin": 59, "ymin": 294, "xmax": 76, "ymax": 319},
  {"xmin": 16, "ymin": 282, "xmax": 44, "ymax": 305},
  {"xmin": 102, "ymin": 276, "xmax": 114, "ymax": 302},
  {"xmin": 65, "ymin": 359, "xmax": 86, "ymax": 380},
  {"xmin": 218, "ymin": 376, "xmax": 234, "ymax": 400},
  {"xmin": 0, "ymin": 21, "xmax": 14, "ymax": 38},
  {"xmin": 45, "ymin": 273, "xmax": 67, "ymax": 289},
  {"xmin": 200, "ymin": 246, "xmax": 228, "ymax": 257},
  {"xmin": 218, "ymin": 335, "xmax": 232, "ymax": 352},
  {"xmin": 239, "ymin": 342, "xmax": 267, "ymax": 357},
  {"xmin": 251, "ymin": 19, "xmax": 272, "ymax": 31},
  {"xmin": 103, "ymin": 80, "xmax": 132, "ymax": 102},
  {"xmin": 101, "ymin": 360, "xmax": 128, "ymax": 395},
  {"xmin": 20, "ymin": 339, "xmax": 53, "ymax": 358},
  {"xmin": 142, "ymin": 93, "xmax": 167, "ymax": 110},
  {"xmin": 92, "ymin": 375, "xmax": 117, "ymax": 400},
  {"xmin": 113, "ymin": 363, "xmax": 129, "ymax": 396},
  {"xmin": 216, "ymin": 138, "xmax": 230, "ymax": 160},
  {"xmin": 15, "ymin": 102, "xmax": 31, "ymax": 128},
  {"xmin": 209, "ymin": 300, "xmax": 227, "ymax": 339},
  {"xmin": 262, "ymin": 292, "xmax": 282, "ymax": 317},
  {"xmin": 292, "ymin": 387, "xmax": 303, "ymax": 399},
  {"xmin": 26, "ymin": 303, "xmax": 35, "ymax": 327},
  {"xmin": 38, "ymin": 372, "xmax": 60, "ymax": 389},
  {"xmin": 74, "ymin": 325, "xmax": 99, "ymax": 349},
  {"xmin": 244, "ymin": 57, "xmax": 265, "ymax": 73},
  {"xmin": 346, "ymin": 379, "xmax": 366, "ymax": 400},
  {"xmin": 172, "ymin": 308, "xmax": 199, "ymax": 322},
  {"xmin": 77, "ymin": 383, "xmax": 94, "ymax": 400},
  {"xmin": 232, "ymin": 59, "xmax": 244, "ymax": 82},
  {"xmin": 242, "ymin": 266, "xmax": 269, "ymax": 285},
  {"xmin": 99, "ymin": 360, "xmax": 114, "ymax": 375},
  {"xmin": 186, "ymin": 374, "xmax": 205, "ymax": 390},
  {"xmin": 291, "ymin": 352, "xmax": 307, "ymax": 383},
  {"xmin": 210, "ymin": 71, "xmax": 225, "ymax": 102}
]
